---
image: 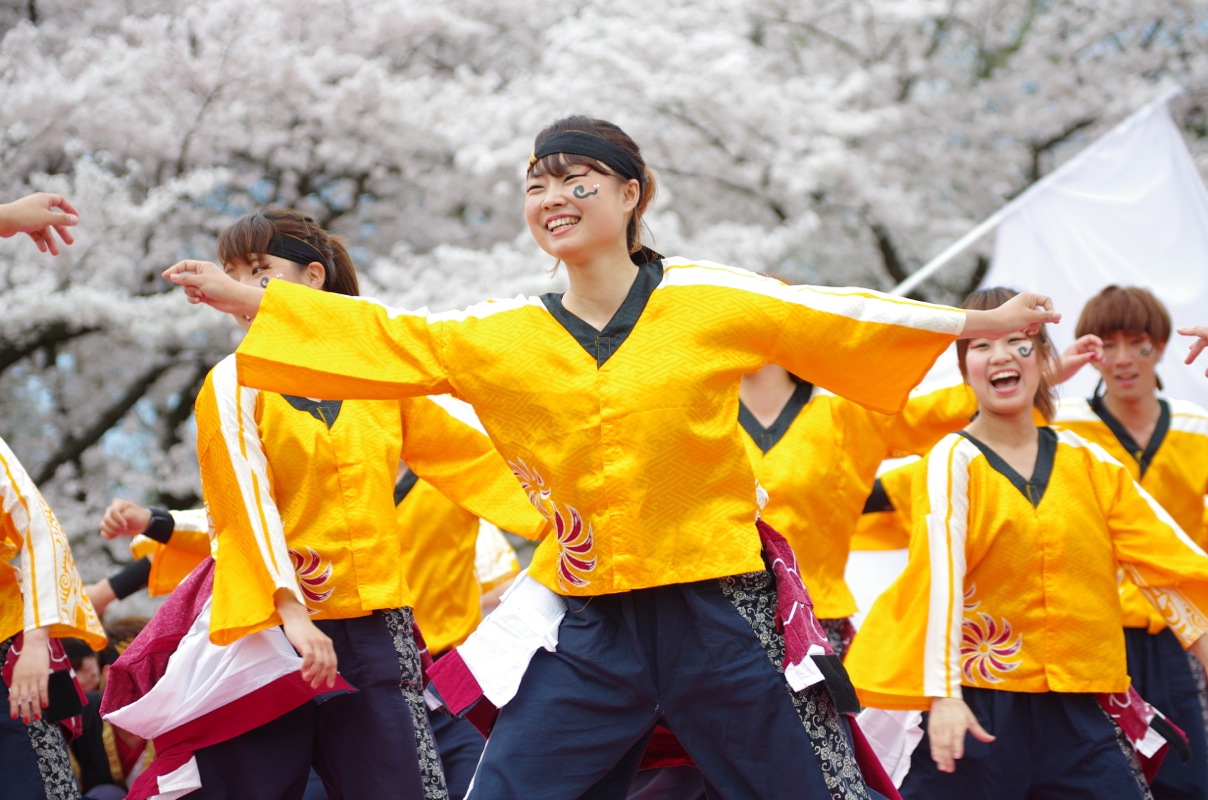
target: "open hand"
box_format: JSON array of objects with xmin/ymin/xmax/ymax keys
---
[
  {"xmin": 0, "ymin": 193, "xmax": 79, "ymax": 255},
  {"xmin": 927, "ymin": 696, "xmax": 995, "ymax": 773}
]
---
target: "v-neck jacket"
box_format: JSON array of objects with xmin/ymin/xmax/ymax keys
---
[
  {"xmin": 195, "ymin": 355, "xmax": 546, "ymax": 645},
  {"xmin": 236, "ymin": 259, "xmax": 964, "ymax": 596},
  {"xmin": 739, "ymin": 382, "xmax": 976, "ymax": 619},
  {"xmin": 846, "ymin": 427, "xmax": 1208, "ymax": 710},
  {"xmin": 1054, "ymin": 396, "xmax": 1208, "ymax": 631}
]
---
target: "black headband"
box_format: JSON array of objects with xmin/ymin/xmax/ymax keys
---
[
  {"xmin": 267, "ymin": 231, "xmax": 328, "ymax": 269},
  {"xmin": 530, "ymin": 131, "xmax": 643, "ymax": 184}
]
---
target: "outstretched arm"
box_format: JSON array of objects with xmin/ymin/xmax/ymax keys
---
[{"xmin": 0, "ymin": 193, "xmax": 79, "ymax": 255}]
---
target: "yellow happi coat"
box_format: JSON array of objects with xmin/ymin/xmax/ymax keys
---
[
  {"xmin": 397, "ymin": 473, "xmax": 519, "ymax": 654},
  {"xmin": 128, "ymin": 509, "xmax": 211, "ymax": 597},
  {"xmin": 0, "ymin": 436, "xmax": 106, "ymax": 649},
  {"xmin": 195, "ymin": 356, "xmax": 546, "ymax": 645},
  {"xmin": 740, "ymin": 382, "xmax": 975, "ymax": 619},
  {"xmin": 235, "ymin": 259, "xmax": 964, "ymax": 596},
  {"xmin": 846, "ymin": 427, "xmax": 1208, "ymax": 711},
  {"xmin": 1054, "ymin": 396, "xmax": 1208, "ymax": 632}
]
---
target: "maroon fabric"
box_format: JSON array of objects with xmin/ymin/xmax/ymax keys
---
[
  {"xmin": 1096, "ymin": 685, "xmax": 1188, "ymax": 784},
  {"xmin": 639, "ymin": 725, "xmax": 695, "ymax": 770},
  {"xmin": 426, "ymin": 648, "xmax": 498, "ymax": 736},
  {"xmin": 756, "ymin": 519, "xmax": 834, "ymax": 671},
  {"xmin": 100, "ymin": 557, "xmax": 216, "ymax": 717}
]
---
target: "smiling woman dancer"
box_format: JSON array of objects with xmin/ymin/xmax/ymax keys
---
[
  {"xmin": 165, "ymin": 117, "xmax": 1058, "ymax": 799},
  {"xmin": 112, "ymin": 209, "xmax": 545, "ymax": 800},
  {"xmin": 845, "ymin": 287, "xmax": 1208, "ymax": 799}
]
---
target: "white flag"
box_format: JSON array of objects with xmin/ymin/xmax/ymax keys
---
[{"xmin": 986, "ymin": 96, "xmax": 1208, "ymax": 408}]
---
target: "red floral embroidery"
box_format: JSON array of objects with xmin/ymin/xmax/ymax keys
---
[
  {"xmin": 511, "ymin": 458, "xmax": 596, "ymax": 590},
  {"xmin": 960, "ymin": 584, "xmax": 1023, "ymax": 684},
  {"xmin": 289, "ymin": 546, "xmax": 334, "ymax": 604}
]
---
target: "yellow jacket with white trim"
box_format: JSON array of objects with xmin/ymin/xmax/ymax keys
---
[
  {"xmin": 196, "ymin": 356, "xmax": 545, "ymax": 645},
  {"xmin": 846, "ymin": 427, "xmax": 1208, "ymax": 711},
  {"xmin": 235, "ymin": 260, "xmax": 964, "ymax": 596},
  {"xmin": 0, "ymin": 435, "xmax": 106, "ymax": 649}
]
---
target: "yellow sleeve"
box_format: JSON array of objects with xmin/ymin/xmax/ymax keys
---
[
  {"xmin": 237, "ymin": 282, "xmax": 454, "ymax": 401},
  {"xmin": 196, "ymin": 358, "xmax": 303, "ymax": 645},
  {"xmin": 1088, "ymin": 441, "xmax": 1208, "ymax": 648},
  {"xmin": 846, "ymin": 437, "xmax": 976, "ymax": 710},
  {"xmin": 146, "ymin": 526, "xmax": 211, "ymax": 597},
  {"xmin": 852, "ymin": 457, "xmax": 923, "ymax": 552},
  {"xmin": 0, "ymin": 436, "xmax": 106, "ymax": 649},
  {"xmin": 754, "ymin": 279, "xmax": 965, "ymax": 414},
  {"xmin": 129, "ymin": 510, "xmax": 211, "ymax": 596},
  {"xmin": 874, "ymin": 383, "xmax": 977, "ymax": 458},
  {"xmin": 399, "ymin": 396, "xmax": 548, "ymax": 540}
]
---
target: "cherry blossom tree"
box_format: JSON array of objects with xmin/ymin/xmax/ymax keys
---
[{"xmin": 1, "ymin": 0, "xmax": 1204, "ymax": 596}]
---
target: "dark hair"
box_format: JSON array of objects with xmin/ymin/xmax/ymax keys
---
[
  {"xmin": 957, "ymin": 287, "xmax": 1057, "ymax": 422},
  {"xmin": 99, "ymin": 615, "xmax": 152, "ymax": 667},
  {"xmin": 528, "ymin": 116, "xmax": 658, "ymax": 260},
  {"xmin": 217, "ymin": 208, "xmax": 359, "ymax": 297},
  {"xmin": 1074, "ymin": 285, "xmax": 1171, "ymax": 345}
]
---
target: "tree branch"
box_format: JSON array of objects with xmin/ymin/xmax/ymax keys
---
[
  {"xmin": 33, "ymin": 360, "xmax": 173, "ymax": 485},
  {"xmin": 868, "ymin": 219, "xmax": 909, "ymax": 286},
  {"xmin": 1027, "ymin": 116, "xmax": 1098, "ymax": 183},
  {"xmin": 0, "ymin": 323, "xmax": 101, "ymax": 378}
]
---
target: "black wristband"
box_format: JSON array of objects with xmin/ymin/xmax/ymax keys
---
[
  {"xmin": 107, "ymin": 557, "xmax": 152, "ymax": 599},
  {"xmin": 143, "ymin": 508, "xmax": 176, "ymax": 544}
]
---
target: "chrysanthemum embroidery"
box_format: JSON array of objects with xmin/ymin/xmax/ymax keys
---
[
  {"xmin": 289, "ymin": 546, "xmax": 334, "ymax": 605},
  {"xmin": 510, "ymin": 458, "xmax": 596, "ymax": 590},
  {"xmin": 960, "ymin": 584, "xmax": 1022, "ymax": 684}
]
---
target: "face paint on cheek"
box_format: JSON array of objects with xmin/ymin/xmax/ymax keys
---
[
  {"xmin": 1017, "ymin": 343, "xmax": 1034, "ymax": 358},
  {"xmin": 573, "ymin": 183, "xmax": 600, "ymax": 199},
  {"xmin": 1139, "ymin": 345, "xmax": 1153, "ymax": 357},
  {"xmin": 259, "ymin": 273, "xmax": 285, "ymax": 289}
]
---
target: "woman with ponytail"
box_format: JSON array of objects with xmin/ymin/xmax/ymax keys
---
[{"xmin": 105, "ymin": 209, "xmax": 544, "ymax": 800}]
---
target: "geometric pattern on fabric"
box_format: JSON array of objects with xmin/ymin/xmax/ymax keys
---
[
  {"xmin": 719, "ymin": 570, "xmax": 871, "ymax": 800},
  {"xmin": 383, "ymin": 607, "xmax": 447, "ymax": 799}
]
